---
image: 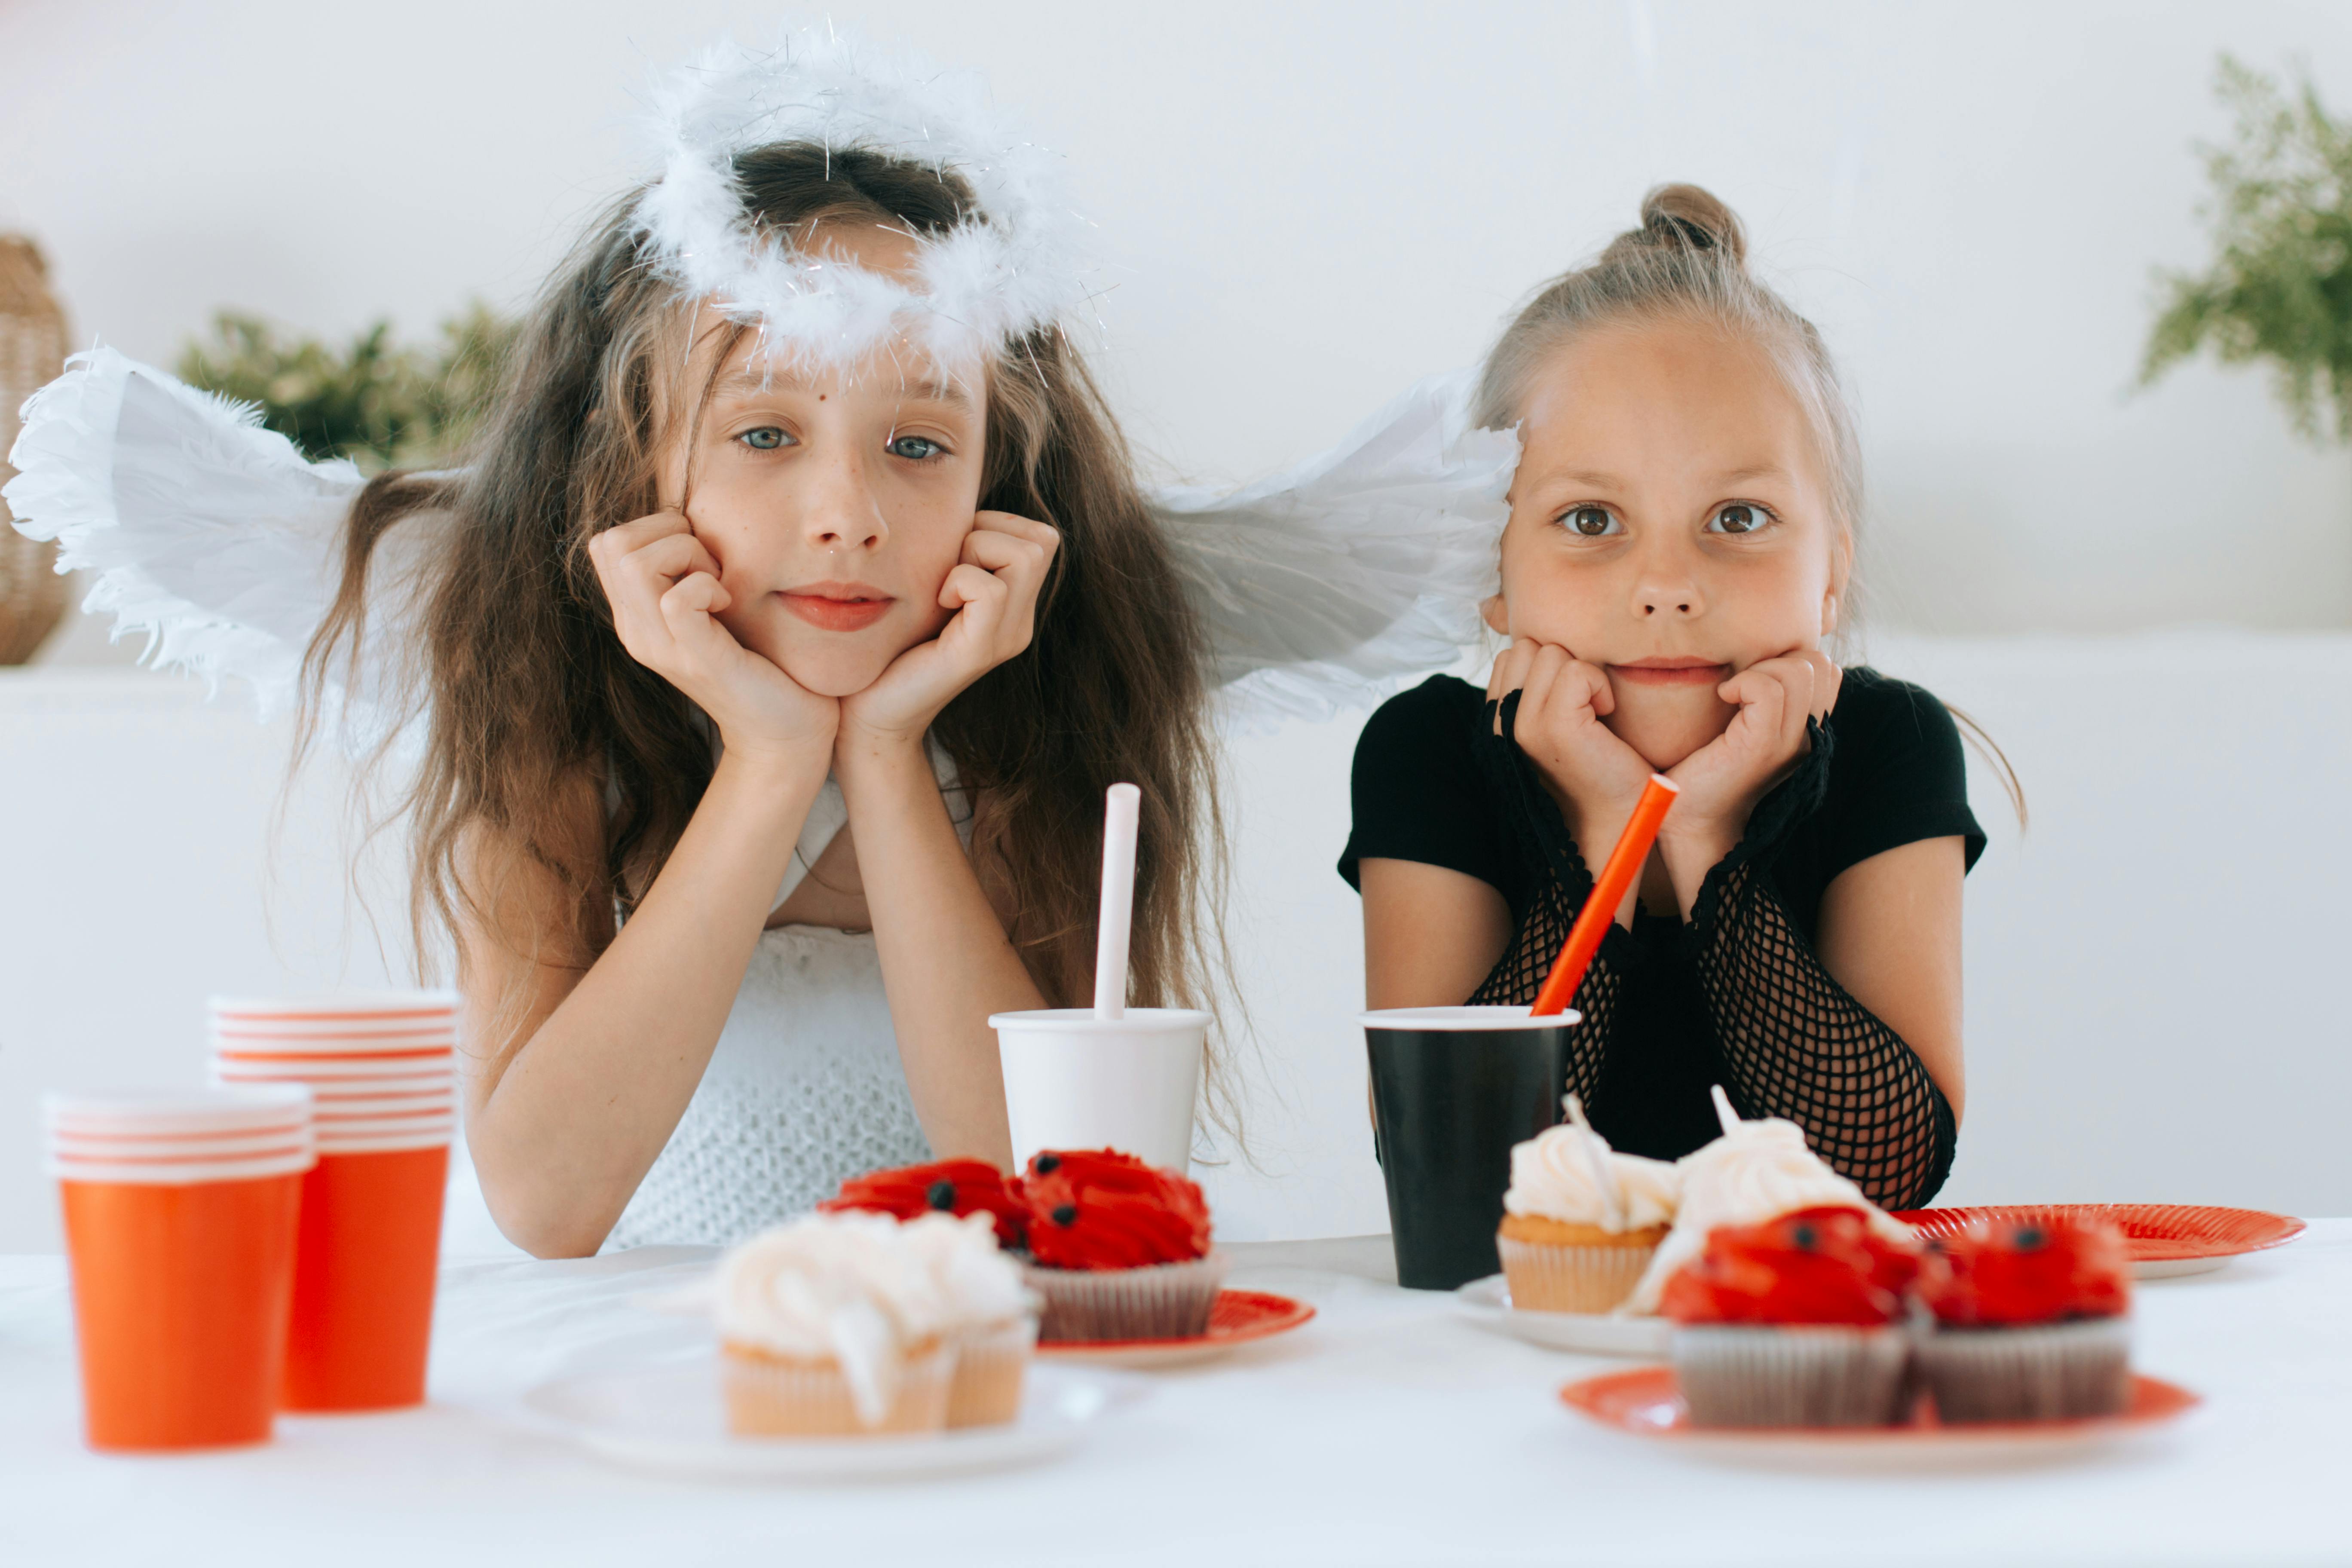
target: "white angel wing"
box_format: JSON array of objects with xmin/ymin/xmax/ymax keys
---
[
  {"xmin": 3, "ymin": 346, "xmax": 432, "ymax": 750},
  {"xmin": 1153, "ymin": 369, "xmax": 1519, "ymax": 729}
]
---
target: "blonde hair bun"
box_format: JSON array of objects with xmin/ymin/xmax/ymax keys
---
[{"xmin": 1602, "ymin": 183, "xmax": 1749, "ymax": 269}]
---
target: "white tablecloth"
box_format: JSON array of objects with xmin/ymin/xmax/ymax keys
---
[{"xmin": 1, "ymin": 1225, "xmax": 2346, "ymax": 1567}]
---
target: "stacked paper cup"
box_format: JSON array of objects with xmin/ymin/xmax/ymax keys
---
[
  {"xmin": 45, "ymin": 1085, "xmax": 315, "ymax": 1450},
  {"xmin": 208, "ymin": 991, "xmax": 456, "ymax": 1412}
]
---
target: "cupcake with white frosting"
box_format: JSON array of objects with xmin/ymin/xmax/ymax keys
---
[
  {"xmin": 1623, "ymin": 1106, "xmax": 1916, "ymax": 1317},
  {"xmin": 897, "ymin": 1210, "xmax": 1038, "ymax": 1428},
  {"xmin": 1497, "ymin": 1099, "xmax": 1681, "ymax": 1314},
  {"xmin": 714, "ymin": 1211, "xmax": 955, "ymax": 1438}
]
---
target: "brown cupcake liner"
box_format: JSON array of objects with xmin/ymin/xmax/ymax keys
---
[
  {"xmin": 946, "ymin": 1315, "xmax": 1038, "ymax": 1429},
  {"xmin": 1671, "ymin": 1324, "xmax": 1911, "ymax": 1428},
  {"xmin": 1024, "ymin": 1252, "xmax": 1231, "ymax": 1343},
  {"xmin": 1918, "ymin": 1315, "xmax": 2132, "ymax": 1423},
  {"xmin": 1497, "ymin": 1234, "xmax": 1658, "ymax": 1314},
  {"xmin": 721, "ymin": 1339, "xmax": 954, "ymax": 1438}
]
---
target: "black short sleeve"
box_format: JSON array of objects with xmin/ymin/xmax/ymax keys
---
[
  {"xmin": 1810, "ymin": 671, "xmax": 1988, "ymax": 882},
  {"xmin": 1338, "ymin": 676, "xmax": 1528, "ymax": 912}
]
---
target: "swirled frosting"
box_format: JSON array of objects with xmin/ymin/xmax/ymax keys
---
[
  {"xmin": 1503, "ymin": 1122, "xmax": 1680, "ymax": 1231},
  {"xmin": 819, "ymin": 1158, "xmax": 1027, "ymax": 1249},
  {"xmin": 714, "ymin": 1211, "xmax": 947, "ymax": 1425},
  {"xmin": 1017, "ymin": 1149, "xmax": 1213, "ymax": 1270},
  {"xmin": 897, "ymin": 1210, "xmax": 1033, "ymax": 1331},
  {"xmin": 1622, "ymin": 1116, "xmax": 1913, "ymax": 1315}
]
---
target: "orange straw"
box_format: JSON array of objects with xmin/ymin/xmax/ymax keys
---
[{"xmin": 1531, "ymin": 774, "xmax": 1680, "ymax": 1015}]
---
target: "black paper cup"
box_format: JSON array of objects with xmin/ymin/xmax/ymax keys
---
[{"xmin": 1360, "ymin": 1005, "xmax": 1580, "ymax": 1291}]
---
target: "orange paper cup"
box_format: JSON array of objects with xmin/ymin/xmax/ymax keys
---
[
  {"xmin": 47, "ymin": 1089, "xmax": 312, "ymax": 1452},
  {"xmin": 281, "ymin": 1143, "xmax": 449, "ymax": 1412}
]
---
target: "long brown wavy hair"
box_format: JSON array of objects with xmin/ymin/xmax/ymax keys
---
[{"xmin": 301, "ymin": 144, "xmax": 1225, "ymax": 1082}]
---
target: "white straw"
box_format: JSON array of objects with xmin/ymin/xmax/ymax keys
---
[
  {"xmin": 1709, "ymin": 1084, "xmax": 1742, "ymax": 1137},
  {"xmin": 1093, "ymin": 783, "xmax": 1141, "ymax": 1020}
]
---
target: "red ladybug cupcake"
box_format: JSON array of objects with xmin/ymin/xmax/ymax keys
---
[
  {"xmin": 818, "ymin": 1158, "xmax": 1028, "ymax": 1250},
  {"xmin": 1917, "ymin": 1216, "xmax": 2133, "ymax": 1422},
  {"xmin": 1014, "ymin": 1149, "xmax": 1229, "ymax": 1342},
  {"xmin": 1661, "ymin": 1206, "xmax": 1923, "ymax": 1427}
]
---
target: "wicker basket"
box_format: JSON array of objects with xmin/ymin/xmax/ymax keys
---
[{"xmin": 0, "ymin": 235, "xmax": 71, "ymax": 665}]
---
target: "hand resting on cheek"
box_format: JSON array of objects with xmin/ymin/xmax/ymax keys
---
[
  {"xmin": 588, "ymin": 506, "xmax": 842, "ymax": 767},
  {"xmin": 839, "ymin": 510, "xmax": 1060, "ymax": 753}
]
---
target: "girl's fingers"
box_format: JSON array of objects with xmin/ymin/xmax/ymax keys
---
[
  {"xmin": 972, "ymin": 510, "xmax": 1060, "ymax": 557},
  {"xmin": 1725, "ymin": 663, "xmax": 1788, "ymax": 741},
  {"xmin": 659, "ymin": 570, "xmax": 732, "ymax": 623},
  {"xmin": 961, "ymin": 528, "xmax": 1052, "ymax": 609},
  {"xmin": 938, "ymin": 561, "xmax": 1009, "ymax": 636},
  {"xmin": 633, "ymin": 530, "xmax": 725, "ymax": 585},
  {"xmin": 1570, "ymin": 657, "xmax": 1616, "ymax": 717},
  {"xmin": 1811, "ymin": 652, "xmax": 1844, "ymax": 720},
  {"xmin": 589, "ymin": 509, "xmax": 703, "ymax": 654},
  {"xmin": 595, "ymin": 507, "xmax": 691, "ymax": 546},
  {"xmin": 1518, "ymin": 642, "xmax": 1571, "ymax": 726},
  {"xmin": 1487, "ymin": 638, "xmax": 1537, "ymax": 732}
]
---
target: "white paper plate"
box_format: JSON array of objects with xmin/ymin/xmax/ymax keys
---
[
  {"xmin": 515, "ymin": 1357, "xmax": 1144, "ymax": 1481},
  {"xmin": 1452, "ymin": 1274, "xmax": 1672, "ymax": 1357}
]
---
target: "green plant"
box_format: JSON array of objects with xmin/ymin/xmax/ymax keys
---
[
  {"xmin": 178, "ymin": 303, "xmax": 520, "ymax": 469},
  {"xmin": 2142, "ymin": 57, "xmax": 2352, "ymax": 442}
]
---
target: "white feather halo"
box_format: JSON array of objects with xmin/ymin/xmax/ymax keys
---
[{"xmin": 632, "ymin": 29, "xmax": 1095, "ymax": 374}]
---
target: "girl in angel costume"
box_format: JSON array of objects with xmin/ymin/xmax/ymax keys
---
[{"xmin": 4, "ymin": 32, "xmax": 1516, "ymax": 1255}]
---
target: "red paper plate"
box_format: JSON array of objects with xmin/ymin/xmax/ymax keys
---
[
  {"xmin": 1036, "ymin": 1289, "xmax": 1314, "ymax": 1367},
  {"xmin": 1560, "ymin": 1365, "xmax": 2199, "ymax": 1458},
  {"xmin": 1891, "ymin": 1204, "xmax": 2304, "ymax": 1263}
]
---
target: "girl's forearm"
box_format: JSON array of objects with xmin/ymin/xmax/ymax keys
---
[
  {"xmin": 468, "ymin": 747, "xmax": 827, "ymax": 1255},
  {"xmin": 835, "ymin": 732, "xmax": 1031, "ymax": 1169},
  {"xmin": 1659, "ymin": 822, "xmax": 1742, "ymax": 920}
]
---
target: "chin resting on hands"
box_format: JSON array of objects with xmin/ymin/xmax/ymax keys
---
[
  {"xmin": 1662, "ymin": 649, "xmax": 1843, "ymax": 842},
  {"xmin": 838, "ymin": 511, "xmax": 1060, "ymax": 753},
  {"xmin": 1486, "ymin": 637, "xmax": 1656, "ymax": 826},
  {"xmin": 587, "ymin": 508, "xmax": 839, "ymax": 767}
]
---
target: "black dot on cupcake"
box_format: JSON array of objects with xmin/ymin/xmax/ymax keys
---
[
  {"xmin": 1050, "ymin": 1204, "xmax": 1078, "ymax": 1227},
  {"xmin": 2015, "ymin": 1225, "xmax": 2046, "ymax": 1251},
  {"xmin": 1791, "ymin": 1222, "xmax": 1818, "ymax": 1251},
  {"xmin": 926, "ymin": 1180, "xmax": 957, "ymax": 1212},
  {"xmin": 1033, "ymin": 1154, "xmax": 1061, "ymax": 1175}
]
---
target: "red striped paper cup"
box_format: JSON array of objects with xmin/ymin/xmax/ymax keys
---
[
  {"xmin": 202, "ymin": 995, "xmax": 455, "ymax": 1413},
  {"xmin": 45, "ymin": 1088, "xmax": 315, "ymax": 1449}
]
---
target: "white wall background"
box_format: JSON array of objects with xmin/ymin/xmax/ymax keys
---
[
  {"xmin": 5, "ymin": 1, "xmax": 2352, "ymax": 1249},
  {"xmin": 5, "ymin": 0, "xmax": 2350, "ymax": 633}
]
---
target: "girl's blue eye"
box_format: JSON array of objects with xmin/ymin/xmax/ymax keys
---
[
  {"xmin": 739, "ymin": 426, "xmax": 788, "ymax": 451},
  {"xmin": 1708, "ymin": 502, "xmax": 1771, "ymax": 535},
  {"xmin": 888, "ymin": 435, "xmax": 943, "ymax": 461},
  {"xmin": 1560, "ymin": 505, "xmax": 1620, "ymax": 537}
]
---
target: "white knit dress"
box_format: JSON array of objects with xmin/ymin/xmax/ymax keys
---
[{"xmin": 603, "ymin": 755, "xmax": 968, "ymax": 1250}]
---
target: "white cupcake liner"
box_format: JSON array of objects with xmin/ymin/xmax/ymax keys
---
[
  {"xmin": 721, "ymin": 1340, "xmax": 954, "ymax": 1437},
  {"xmin": 1672, "ymin": 1323, "xmax": 1912, "ymax": 1428},
  {"xmin": 1024, "ymin": 1252, "xmax": 1231, "ymax": 1343},
  {"xmin": 1496, "ymin": 1235, "xmax": 1658, "ymax": 1314},
  {"xmin": 946, "ymin": 1316, "xmax": 1038, "ymax": 1429},
  {"xmin": 1918, "ymin": 1315, "xmax": 2132, "ymax": 1423}
]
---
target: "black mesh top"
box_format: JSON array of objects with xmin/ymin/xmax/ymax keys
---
[{"xmin": 1340, "ymin": 668, "xmax": 1984, "ymax": 1208}]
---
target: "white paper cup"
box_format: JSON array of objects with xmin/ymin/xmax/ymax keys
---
[
  {"xmin": 43, "ymin": 1087, "xmax": 317, "ymax": 1182},
  {"xmin": 208, "ymin": 989, "xmax": 457, "ymax": 1021},
  {"xmin": 989, "ymin": 1008, "xmax": 1208, "ymax": 1171}
]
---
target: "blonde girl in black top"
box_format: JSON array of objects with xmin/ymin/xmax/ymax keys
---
[{"xmin": 1343, "ymin": 186, "xmax": 1984, "ymax": 1208}]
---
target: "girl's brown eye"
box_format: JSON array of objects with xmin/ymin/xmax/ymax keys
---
[
  {"xmin": 1710, "ymin": 502, "xmax": 1767, "ymax": 534},
  {"xmin": 1562, "ymin": 505, "xmax": 1619, "ymax": 537}
]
